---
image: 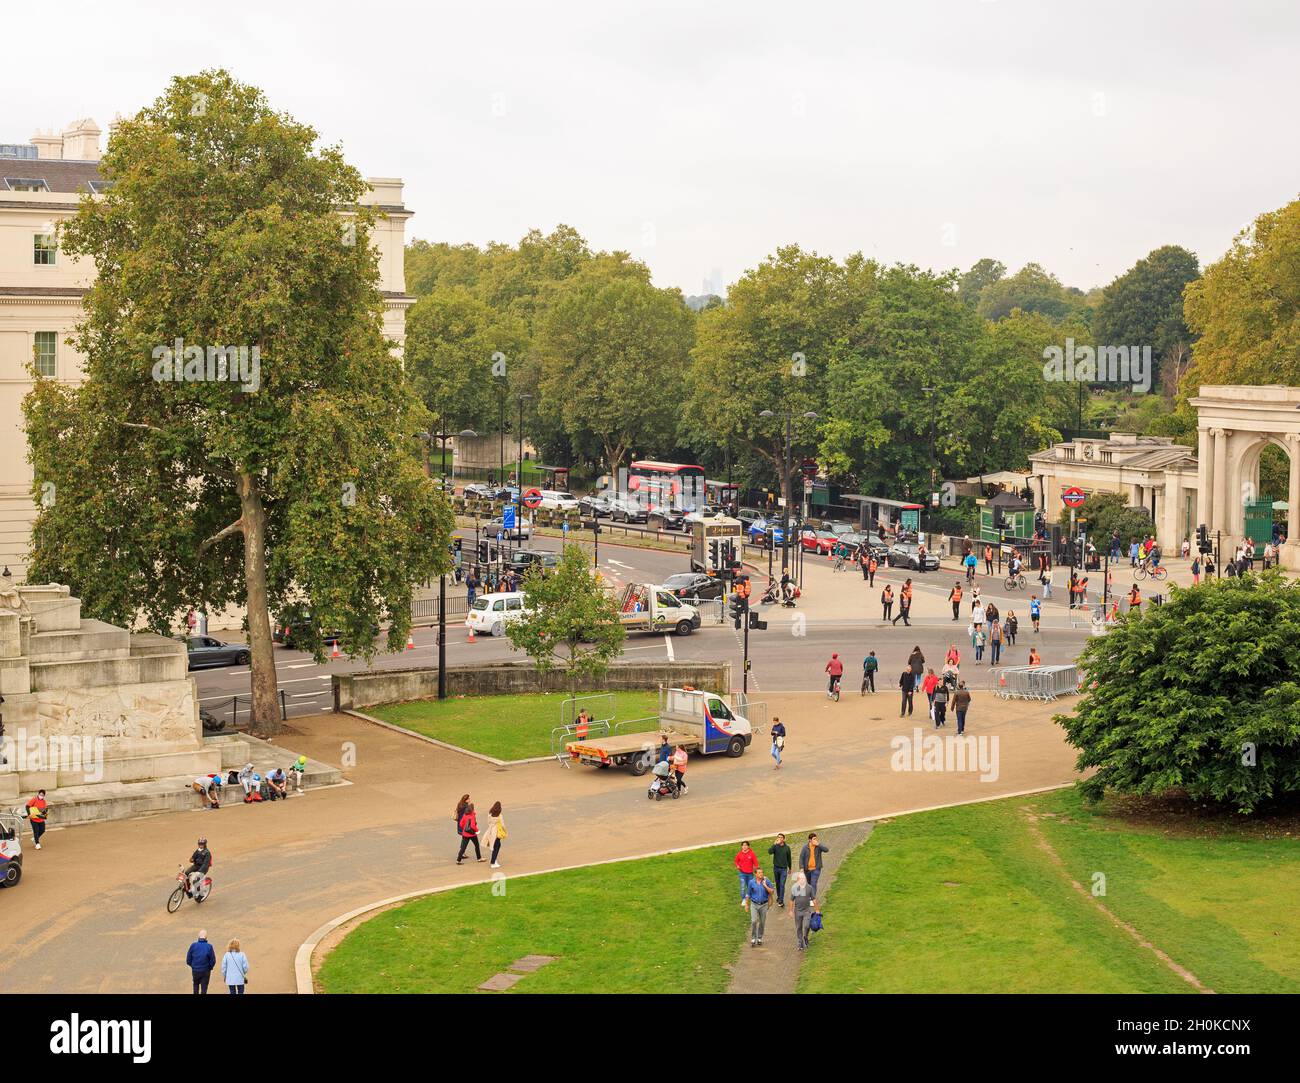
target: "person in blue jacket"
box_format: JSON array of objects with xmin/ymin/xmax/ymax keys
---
[{"xmin": 186, "ymin": 930, "xmax": 217, "ymax": 994}]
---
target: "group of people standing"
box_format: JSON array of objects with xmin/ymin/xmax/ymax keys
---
[
  {"xmin": 734, "ymin": 833, "xmax": 827, "ymax": 951},
  {"xmin": 184, "ymin": 930, "xmax": 250, "ymax": 994}
]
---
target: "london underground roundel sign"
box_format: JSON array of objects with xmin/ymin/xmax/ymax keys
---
[
  {"xmin": 522, "ymin": 487, "xmax": 543, "ymax": 509},
  {"xmin": 1061, "ymin": 486, "xmax": 1086, "ymax": 508}
]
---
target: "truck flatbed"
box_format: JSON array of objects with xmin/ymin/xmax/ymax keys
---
[{"xmin": 565, "ymin": 729, "xmax": 699, "ymax": 773}]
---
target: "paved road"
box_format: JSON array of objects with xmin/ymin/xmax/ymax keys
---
[
  {"xmin": 195, "ymin": 540, "xmax": 1096, "ymax": 722},
  {"xmin": 0, "ymin": 692, "xmax": 1078, "ymax": 993}
]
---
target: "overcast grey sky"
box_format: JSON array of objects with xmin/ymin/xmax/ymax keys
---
[{"xmin": 7, "ymin": 0, "xmax": 1298, "ymax": 296}]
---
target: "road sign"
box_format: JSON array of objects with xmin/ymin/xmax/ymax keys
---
[
  {"xmin": 502, "ymin": 505, "xmax": 516, "ymax": 529},
  {"xmin": 522, "ymin": 487, "xmax": 543, "ymax": 509},
  {"xmin": 1061, "ymin": 486, "xmax": 1086, "ymax": 508},
  {"xmin": 800, "ymin": 458, "xmax": 818, "ymax": 480},
  {"xmin": 496, "ymin": 531, "xmax": 504, "ymax": 541},
  {"xmin": 561, "ymin": 521, "xmax": 569, "ymax": 533}
]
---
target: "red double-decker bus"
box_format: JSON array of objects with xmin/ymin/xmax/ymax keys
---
[{"xmin": 626, "ymin": 460, "xmax": 706, "ymax": 508}]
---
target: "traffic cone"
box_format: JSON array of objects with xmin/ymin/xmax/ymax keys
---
[
  {"xmin": 406, "ymin": 632, "xmax": 415, "ymax": 650},
  {"xmin": 331, "ymin": 640, "xmax": 341, "ymax": 659},
  {"xmin": 467, "ymin": 626, "xmax": 476, "ymax": 643}
]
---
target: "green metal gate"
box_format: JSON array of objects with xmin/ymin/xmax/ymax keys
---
[{"xmin": 1244, "ymin": 498, "xmax": 1274, "ymax": 544}]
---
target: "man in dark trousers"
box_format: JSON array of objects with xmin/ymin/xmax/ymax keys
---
[
  {"xmin": 767, "ymin": 832, "xmax": 793, "ymax": 908},
  {"xmin": 799, "ymin": 832, "xmax": 830, "ymax": 898},
  {"xmin": 947, "ymin": 581, "xmax": 963, "ymax": 621},
  {"xmin": 899, "ymin": 666, "xmax": 915, "ymax": 717},
  {"xmin": 186, "ymin": 930, "xmax": 217, "ymax": 994}
]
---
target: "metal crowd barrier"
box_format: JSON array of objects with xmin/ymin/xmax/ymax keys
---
[{"xmin": 990, "ymin": 664, "xmax": 1080, "ymax": 701}]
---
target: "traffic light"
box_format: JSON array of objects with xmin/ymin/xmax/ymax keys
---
[
  {"xmin": 453, "ymin": 537, "xmax": 462, "ymax": 553},
  {"xmin": 729, "ymin": 593, "xmax": 746, "ymax": 629},
  {"xmin": 709, "ymin": 540, "xmax": 721, "ymax": 568},
  {"xmin": 477, "ymin": 540, "xmax": 489, "ymax": 563},
  {"xmin": 1197, "ymin": 524, "xmax": 1211, "ymax": 554},
  {"xmin": 748, "ymin": 610, "xmax": 767, "ymax": 631},
  {"xmin": 993, "ymin": 506, "xmax": 1006, "ymax": 530}
]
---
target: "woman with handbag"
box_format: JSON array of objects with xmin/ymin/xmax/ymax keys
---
[
  {"xmin": 221, "ymin": 938, "xmax": 249, "ymax": 995},
  {"xmin": 481, "ymin": 801, "xmax": 507, "ymax": 869},
  {"xmin": 456, "ymin": 802, "xmax": 482, "ymax": 864}
]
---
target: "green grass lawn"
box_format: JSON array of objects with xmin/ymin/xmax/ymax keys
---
[
  {"xmin": 319, "ymin": 788, "xmax": 1300, "ymax": 994},
  {"xmin": 368, "ymin": 690, "xmax": 661, "ymax": 761},
  {"xmin": 798, "ymin": 787, "xmax": 1300, "ymax": 993},
  {"xmin": 316, "ymin": 843, "xmax": 750, "ymax": 994}
]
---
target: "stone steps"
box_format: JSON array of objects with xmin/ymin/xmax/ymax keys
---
[
  {"xmin": 24, "ymin": 739, "xmax": 344, "ymax": 827},
  {"xmin": 29, "ymin": 618, "xmax": 132, "ymax": 661},
  {"xmin": 29, "ymin": 652, "xmax": 187, "ymax": 690}
]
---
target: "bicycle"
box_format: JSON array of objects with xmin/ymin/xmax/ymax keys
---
[
  {"xmin": 168, "ymin": 865, "xmax": 213, "ymax": 912},
  {"xmin": 1133, "ymin": 561, "xmax": 1167, "ymax": 582},
  {"xmin": 832, "ymin": 552, "xmax": 847, "ymax": 572},
  {"xmin": 1004, "ymin": 573, "xmax": 1026, "ymax": 590},
  {"xmin": 827, "ymin": 675, "xmax": 841, "ymax": 701}
]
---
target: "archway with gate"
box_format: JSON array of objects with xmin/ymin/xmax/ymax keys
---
[{"xmin": 1190, "ymin": 385, "xmax": 1300, "ymax": 567}]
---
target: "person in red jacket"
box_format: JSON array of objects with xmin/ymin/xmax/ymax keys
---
[
  {"xmin": 456, "ymin": 802, "xmax": 482, "ymax": 864},
  {"xmin": 734, "ymin": 841, "xmax": 759, "ymax": 908},
  {"xmin": 825, "ymin": 652, "xmax": 844, "ymax": 695}
]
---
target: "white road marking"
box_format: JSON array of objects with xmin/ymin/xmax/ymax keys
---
[
  {"xmin": 285, "ymin": 662, "xmax": 318, "ymax": 670},
  {"xmin": 664, "ymin": 634, "xmax": 675, "ymax": 661},
  {"xmin": 608, "ymin": 559, "xmax": 633, "ymax": 569},
  {"xmin": 278, "ymin": 675, "xmax": 331, "ymax": 685}
]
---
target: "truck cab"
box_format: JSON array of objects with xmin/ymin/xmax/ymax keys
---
[{"xmin": 660, "ymin": 687, "xmax": 754, "ymax": 757}]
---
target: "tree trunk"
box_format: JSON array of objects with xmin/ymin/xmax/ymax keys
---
[{"xmin": 239, "ymin": 473, "xmax": 280, "ymax": 737}]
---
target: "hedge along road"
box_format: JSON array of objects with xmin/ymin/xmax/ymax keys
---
[{"xmin": 0, "ymin": 692, "xmax": 1080, "ymax": 994}]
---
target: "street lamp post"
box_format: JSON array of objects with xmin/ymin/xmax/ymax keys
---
[
  {"xmin": 759, "ymin": 407, "xmax": 818, "ymax": 586},
  {"xmin": 419, "ymin": 425, "xmax": 478, "ymax": 701},
  {"xmin": 515, "ymin": 394, "xmax": 532, "ymax": 545}
]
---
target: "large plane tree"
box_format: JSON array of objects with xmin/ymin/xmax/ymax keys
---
[{"xmin": 24, "ymin": 71, "xmax": 450, "ymax": 736}]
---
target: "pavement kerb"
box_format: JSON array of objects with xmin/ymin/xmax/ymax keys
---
[
  {"xmin": 344, "ymin": 709, "xmax": 555, "ymax": 767},
  {"xmin": 294, "ymin": 780, "xmax": 1075, "ymax": 993}
]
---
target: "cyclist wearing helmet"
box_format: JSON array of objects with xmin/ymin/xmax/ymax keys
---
[
  {"xmin": 184, "ymin": 837, "xmax": 212, "ymax": 896},
  {"xmin": 825, "ymin": 652, "xmax": 844, "ymax": 694}
]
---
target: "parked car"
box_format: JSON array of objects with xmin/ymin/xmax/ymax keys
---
[
  {"xmin": 508, "ymin": 549, "xmax": 560, "ymax": 575},
  {"xmin": 832, "ymin": 531, "xmax": 871, "ymax": 558},
  {"xmin": 485, "ymin": 515, "xmax": 532, "ymax": 540},
  {"xmin": 684, "ymin": 504, "xmax": 723, "ymax": 523},
  {"xmin": 747, "ymin": 518, "xmax": 786, "ymax": 547},
  {"xmin": 649, "ymin": 505, "xmax": 688, "ymax": 531},
  {"xmin": 538, "ymin": 490, "xmax": 580, "ymax": 512},
  {"xmin": 610, "ymin": 497, "xmax": 649, "ymax": 524},
  {"xmin": 886, "ymin": 543, "xmax": 940, "ymax": 572},
  {"xmin": 463, "ymin": 482, "xmax": 499, "ymax": 500},
  {"xmin": 465, "ymin": 591, "xmax": 530, "ymax": 637},
  {"xmin": 181, "ymin": 635, "xmax": 251, "ymax": 670},
  {"xmin": 272, "ymin": 605, "xmax": 378, "ymax": 650},
  {"xmin": 662, "ymin": 571, "xmax": 726, "ymax": 601},
  {"xmin": 579, "ymin": 494, "xmax": 616, "ymax": 518},
  {"xmin": 799, "ymin": 528, "xmax": 838, "ymax": 554}
]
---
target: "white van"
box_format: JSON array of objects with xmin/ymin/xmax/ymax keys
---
[
  {"xmin": 465, "ymin": 591, "xmax": 529, "ymax": 637},
  {"xmin": 538, "ymin": 490, "xmax": 580, "ymax": 512}
]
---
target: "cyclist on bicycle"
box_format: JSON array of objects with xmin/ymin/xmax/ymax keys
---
[
  {"xmin": 825, "ymin": 653, "xmax": 844, "ymax": 695},
  {"xmin": 1009, "ymin": 553, "xmax": 1022, "ymax": 579},
  {"xmin": 184, "ymin": 837, "xmax": 212, "ymax": 896}
]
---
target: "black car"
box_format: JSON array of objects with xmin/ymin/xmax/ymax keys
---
[
  {"xmin": 182, "ymin": 635, "xmax": 251, "ymax": 670},
  {"xmin": 649, "ymin": 505, "xmax": 688, "ymax": 531},
  {"xmin": 662, "ymin": 572, "xmax": 725, "ymax": 601},
  {"xmin": 578, "ymin": 494, "xmax": 616, "ymax": 517},
  {"xmin": 886, "ymin": 543, "xmax": 941, "ymax": 572},
  {"xmin": 508, "ymin": 549, "xmax": 561, "ymax": 574},
  {"xmin": 463, "ymin": 482, "xmax": 496, "ymax": 499}
]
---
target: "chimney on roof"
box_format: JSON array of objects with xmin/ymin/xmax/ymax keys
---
[
  {"xmin": 30, "ymin": 129, "xmax": 63, "ymax": 159},
  {"xmin": 61, "ymin": 118, "xmax": 102, "ymax": 161}
]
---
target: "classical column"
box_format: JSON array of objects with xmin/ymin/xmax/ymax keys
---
[
  {"xmin": 1197, "ymin": 426, "xmax": 1211, "ymax": 530},
  {"xmin": 1211, "ymin": 428, "xmax": 1229, "ymax": 538},
  {"xmin": 1288, "ymin": 434, "xmax": 1300, "ymax": 552}
]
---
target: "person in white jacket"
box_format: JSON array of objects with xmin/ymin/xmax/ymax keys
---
[{"xmin": 481, "ymin": 801, "xmax": 506, "ymax": 869}]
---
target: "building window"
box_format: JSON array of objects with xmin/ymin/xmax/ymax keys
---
[
  {"xmin": 5, "ymin": 176, "xmax": 49, "ymax": 192},
  {"xmin": 34, "ymin": 234, "xmax": 57, "ymax": 265},
  {"xmin": 33, "ymin": 332, "xmax": 57, "ymax": 376}
]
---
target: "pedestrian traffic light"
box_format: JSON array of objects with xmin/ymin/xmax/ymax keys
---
[
  {"xmin": 477, "ymin": 541, "xmax": 489, "ymax": 563},
  {"xmin": 1197, "ymin": 524, "xmax": 1212, "ymax": 554},
  {"xmin": 709, "ymin": 540, "xmax": 721, "ymax": 568},
  {"xmin": 748, "ymin": 610, "xmax": 767, "ymax": 631}
]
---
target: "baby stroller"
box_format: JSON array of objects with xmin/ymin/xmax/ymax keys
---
[{"xmin": 647, "ymin": 760, "xmax": 681, "ymax": 800}]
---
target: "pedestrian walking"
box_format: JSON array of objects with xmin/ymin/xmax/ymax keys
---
[
  {"xmin": 984, "ymin": 544, "xmax": 994, "ymax": 576},
  {"xmin": 1005, "ymin": 612, "xmax": 1018, "ymax": 646},
  {"xmin": 908, "ymin": 645, "xmax": 925, "ymax": 691},
  {"xmin": 770, "ymin": 717, "xmax": 786, "ymax": 769},
  {"xmin": 1041, "ymin": 567, "xmax": 1054, "ymax": 599},
  {"xmin": 455, "ymin": 793, "xmax": 470, "ymax": 835},
  {"xmin": 745, "ymin": 867, "xmax": 776, "ymax": 947},
  {"xmin": 481, "ymin": 800, "xmax": 507, "ymax": 868},
  {"xmin": 948, "ymin": 580, "xmax": 963, "ymax": 620},
  {"xmin": 860, "ymin": 650, "xmax": 878, "ymax": 694},
  {"xmin": 952, "ymin": 681, "xmax": 971, "ymax": 734},
  {"xmin": 672, "ymin": 744, "xmax": 689, "ymax": 793},
  {"xmin": 973, "ymin": 625, "xmax": 986, "ymax": 662},
  {"xmin": 1127, "ymin": 584, "xmax": 1141, "ymax": 615},
  {"xmin": 859, "ymin": 548, "xmax": 870, "ymax": 581},
  {"xmin": 867, "ymin": 555, "xmax": 878, "ymax": 587},
  {"xmin": 186, "ymin": 930, "xmax": 217, "ymax": 995},
  {"xmin": 221, "ymin": 938, "xmax": 250, "ymax": 995},
  {"xmin": 799, "ymin": 832, "xmax": 829, "ymax": 897},
  {"xmin": 881, "ymin": 584, "xmax": 894, "ymax": 622},
  {"xmin": 791, "ymin": 870, "xmax": 817, "ymax": 951},
  {"xmin": 768, "ymin": 833, "xmax": 792, "ymax": 908},
  {"xmin": 24, "ymin": 789, "xmax": 47, "ymax": 850},
  {"xmin": 892, "ymin": 578, "xmax": 913, "ymax": 626},
  {"xmin": 734, "ymin": 841, "xmax": 759, "ymax": 905},
  {"xmin": 989, "ymin": 619, "xmax": 1003, "ymax": 665},
  {"xmin": 1029, "ymin": 594, "xmax": 1041, "ymax": 632},
  {"xmin": 923, "ymin": 668, "xmax": 939, "ymax": 709},
  {"xmin": 456, "ymin": 801, "xmax": 483, "ymax": 863},
  {"xmin": 932, "ymin": 681, "xmax": 949, "ymax": 728},
  {"xmin": 971, "ymin": 601, "xmax": 985, "ymax": 629},
  {"xmin": 899, "ymin": 667, "xmax": 915, "ymax": 716},
  {"xmin": 1192, "ymin": 556, "xmax": 1201, "ymax": 585}
]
